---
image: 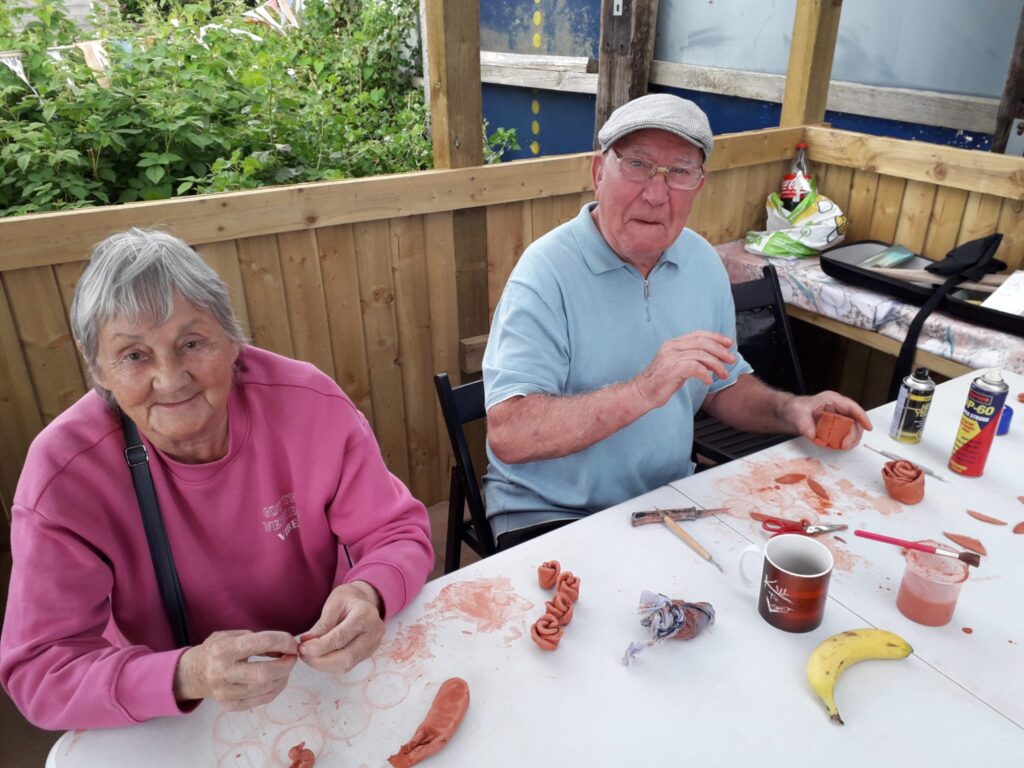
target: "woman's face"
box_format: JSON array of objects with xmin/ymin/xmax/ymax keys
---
[{"xmin": 92, "ymin": 291, "xmax": 240, "ymax": 463}]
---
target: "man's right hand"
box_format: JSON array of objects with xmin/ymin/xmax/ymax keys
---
[
  {"xmin": 633, "ymin": 331, "xmax": 737, "ymax": 408},
  {"xmin": 173, "ymin": 630, "xmax": 298, "ymax": 711}
]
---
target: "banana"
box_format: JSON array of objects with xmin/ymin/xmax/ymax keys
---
[{"xmin": 806, "ymin": 628, "xmax": 913, "ymax": 725}]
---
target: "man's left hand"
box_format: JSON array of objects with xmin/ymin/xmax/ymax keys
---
[
  {"xmin": 780, "ymin": 391, "xmax": 873, "ymax": 449},
  {"xmin": 298, "ymin": 581, "xmax": 385, "ymax": 674}
]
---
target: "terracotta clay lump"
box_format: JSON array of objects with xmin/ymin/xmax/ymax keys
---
[
  {"xmin": 813, "ymin": 411, "xmax": 855, "ymax": 449},
  {"xmin": 388, "ymin": 678, "xmax": 471, "ymax": 768},
  {"xmin": 882, "ymin": 460, "xmax": 924, "ymax": 504}
]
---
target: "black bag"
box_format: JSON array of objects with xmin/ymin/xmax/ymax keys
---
[{"xmin": 819, "ymin": 235, "xmax": 1017, "ymax": 399}]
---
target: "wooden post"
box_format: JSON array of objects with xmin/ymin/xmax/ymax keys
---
[
  {"xmin": 992, "ymin": 6, "xmax": 1024, "ymax": 154},
  {"xmin": 593, "ymin": 0, "xmax": 661, "ymax": 148},
  {"xmin": 423, "ymin": 0, "xmax": 488, "ymax": 341},
  {"xmin": 780, "ymin": 0, "xmax": 843, "ymax": 128}
]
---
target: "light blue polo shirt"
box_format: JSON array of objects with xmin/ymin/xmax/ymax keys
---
[{"xmin": 483, "ymin": 203, "xmax": 751, "ymax": 535}]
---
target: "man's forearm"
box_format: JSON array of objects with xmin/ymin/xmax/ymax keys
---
[
  {"xmin": 487, "ymin": 381, "xmax": 651, "ymax": 463},
  {"xmin": 702, "ymin": 375, "xmax": 796, "ymax": 434}
]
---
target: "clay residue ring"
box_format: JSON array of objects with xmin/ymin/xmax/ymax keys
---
[{"xmin": 882, "ymin": 459, "xmax": 924, "ymax": 504}]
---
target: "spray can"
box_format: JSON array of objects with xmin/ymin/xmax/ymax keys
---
[
  {"xmin": 889, "ymin": 367, "xmax": 935, "ymax": 444},
  {"xmin": 949, "ymin": 370, "xmax": 1009, "ymax": 477}
]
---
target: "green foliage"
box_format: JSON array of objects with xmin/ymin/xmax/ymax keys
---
[{"xmin": 0, "ymin": 0, "xmax": 515, "ymax": 216}]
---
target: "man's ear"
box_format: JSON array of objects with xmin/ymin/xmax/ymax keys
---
[{"xmin": 591, "ymin": 151, "xmax": 606, "ymax": 191}]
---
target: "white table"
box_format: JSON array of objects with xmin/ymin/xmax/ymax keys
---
[{"xmin": 49, "ymin": 371, "xmax": 1024, "ymax": 766}]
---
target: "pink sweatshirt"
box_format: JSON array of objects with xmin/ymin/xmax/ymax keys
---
[{"xmin": 0, "ymin": 346, "xmax": 433, "ymax": 729}]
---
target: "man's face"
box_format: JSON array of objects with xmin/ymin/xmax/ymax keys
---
[{"xmin": 590, "ymin": 128, "xmax": 706, "ymax": 272}]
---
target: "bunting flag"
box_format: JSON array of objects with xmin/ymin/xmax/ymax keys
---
[{"xmin": 0, "ymin": 52, "xmax": 39, "ymax": 94}]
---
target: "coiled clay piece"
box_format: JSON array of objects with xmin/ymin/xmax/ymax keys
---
[
  {"xmin": 288, "ymin": 742, "xmax": 315, "ymax": 768},
  {"xmin": 556, "ymin": 571, "xmax": 580, "ymax": 602},
  {"xmin": 544, "ymin": 590, "xmax": 574, "ymax": 626},
  {"xmin": 813, "ymin": 411, "xmax": 854, "ymax": 449},
  {"xmin": 531, "ymin": 613, "xmax": 564, "ymax": 650},
  {"xmin": 882, "ymin": 460, "xmax": 924, "ymax": 504},
  {"xmin": 537, "ymin": 560, "xmax": 561, "ymax": 590}
]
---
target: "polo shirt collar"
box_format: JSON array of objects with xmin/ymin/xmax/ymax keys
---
[{"xmin": 572, "ymin": 202, "xmax": 683, "ymax": 275}]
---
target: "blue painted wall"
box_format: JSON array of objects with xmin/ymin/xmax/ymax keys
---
[{"xmin": 480, "ymin": 0, "xmax": 1016, "ymax": 160}]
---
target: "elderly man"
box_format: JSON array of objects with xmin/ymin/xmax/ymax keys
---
[{"xmin": 482, "ymin": 94, "xmax": 871, "ymax": 548}]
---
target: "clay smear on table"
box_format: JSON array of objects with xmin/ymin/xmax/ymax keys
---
[
  {"xmin": 966, "ymin": 510, "xmax": 1006, "ymax": 526},
  {"xmin": 882, "ymin": 460, "xmax": 924, "ymax": 505},
  {"xmin": 387, "ymin": 622, "xmax": 435, "ymax": 665},
  {"xmin": 387, "ymin": 678, "xmax": 470, "ymax": 768},
  {"xmin": 424, "ymin": 577, "xmax": 534, "ymax": 632},
  {"xmin": 944, "ymin": 532, "xmax": 987, "ymax": 556}
]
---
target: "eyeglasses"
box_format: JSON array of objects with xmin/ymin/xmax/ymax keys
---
[{"xmin": 610, "ymin": 149, "xmax": 705, "ymax": 190}]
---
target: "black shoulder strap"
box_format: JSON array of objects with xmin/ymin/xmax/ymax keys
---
[
  {"xmin": 120, "ymin": 414, "xmax": 190, "ymax": 648},
  {"xmin": 887, "ymin": 275, "xmax": 963, "ymax": 401}
]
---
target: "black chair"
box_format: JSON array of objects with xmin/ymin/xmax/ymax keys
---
[
  {"xmin": 433, "ymin": 373, "xmax": 496, "ymax": 573},
  {"xmin": 691, "ymin": 264, "xmax": 808, "ymax": 467}
]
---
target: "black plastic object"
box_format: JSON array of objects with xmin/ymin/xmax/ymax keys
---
[{"xmin": 692, "ymin": 265, "xmax": 808, "ymax": 468}]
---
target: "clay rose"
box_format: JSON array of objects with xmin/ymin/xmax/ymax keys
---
[
  {"xmin": 530, "ymin": 613, "xmax": 564, "ymax": 651},
  {"xmin": 556, "ymin": 571, "xmax": 580, "ymax": 603},
  {"xmin": 288, "ymin": 742, "xmax": 316, "ymax": 768},
  {"xmin": 388, "ymin": 678, "xmax": 470, "ymax": 768},
  {"xmin": 882, "ymin": 460, "xmax": 924, "ymax": 504},
  {"xmin": 537, "ymin": 560, "xmax": 561, "ymax": 590},
  {"xmin": 813, "ymin": 411, "xmax": 854, "ymax": 449},
  {"xmin": 544, "ymin": 591, "xmax": 574, "ymax": 626}
]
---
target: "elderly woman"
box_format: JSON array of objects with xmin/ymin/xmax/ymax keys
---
[{"xmin": 0, "ymin": 229, "xmax": 433, "ymax": 729}]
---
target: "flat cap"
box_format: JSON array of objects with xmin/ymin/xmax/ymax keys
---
[{"xmin": 597, "ymin": 94, "xmax": 713, "ymax": 159}]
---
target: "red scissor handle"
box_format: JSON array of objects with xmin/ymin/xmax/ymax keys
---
[{"xmin": 751, "ymin": 512, "xmax": 810, "ymax": 534}]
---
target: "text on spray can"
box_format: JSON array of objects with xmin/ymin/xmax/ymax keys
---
[{"xmin": 949, "ymin": 370, "xmax": 1008, "ymax": 477}]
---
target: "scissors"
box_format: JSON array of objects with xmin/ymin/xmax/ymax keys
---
[{"xmin": 751, "ymin": 512, "xmax": 848, "ymax": 536}]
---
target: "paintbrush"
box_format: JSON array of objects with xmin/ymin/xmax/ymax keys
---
[
  {"xmin": 854, "ymin": 529, "xmax": 981, "ymax": 567},
  {"xmin": 658, "ymin": 509, "xmax": 724, "ymax": 573},
  {"xmin": 863, "ymin": 444, "xmax": 949, "ymax": 482}
]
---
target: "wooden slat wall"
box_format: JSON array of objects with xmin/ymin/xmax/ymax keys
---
[{"xmin": 2, "ymin": 125, "xmax": 1023, "ymax": 520}]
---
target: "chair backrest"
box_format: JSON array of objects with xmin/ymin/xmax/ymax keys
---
[
  {"xmin": 731, "ymin": 265, "xmax": 807, "ymax": 395},
  {"xmin": 433, "ymin": 373, "xmax": 495, "ymax": 560}
]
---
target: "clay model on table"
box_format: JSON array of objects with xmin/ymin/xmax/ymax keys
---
[
  {"xmin": 623, "ymin": 590, "xmax": 715, "ymax": 665},
  {"xmin": 544, "ymin": 591, "xmax": 574, "ymax": 626},
  {"xmin": 388, "ymin": 678, "xmax": 471, "ymax": 768},
  {"xmin": 944, "ymin": 532, "xmax": 987, "ymax": 556},
  {"xmin": 882, "ymin": 460, "xmax": 925, "ymax": 504},
  {"xmin": 530, "ymin": 613, "xmax": 564, "ymax": 650},
  {"xmin": 966, "ymin": 510, "xmax": 1006, "ymax": 525},
  {"xmin": 537, "ymin": 560, "xmax": 561, "ymax": 589},
  {"xmin": 555, "ymin": 571, "xmax": 581, "ymax": 602},
  {"xmin": 813, "ymin": 411, "xmax": 855, "ymax": 449},
  {"xmin": 288, "ymin": 742, "xmax": 316, "ymax": 768}
]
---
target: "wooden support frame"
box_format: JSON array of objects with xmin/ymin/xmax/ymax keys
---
[{"xmin": 780, "ymin": 0, "xmax": 843, "ymax": 127}]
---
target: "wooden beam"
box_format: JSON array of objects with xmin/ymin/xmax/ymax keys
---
[
  {"xmin": 593, "ymin": 0, "xmax": 660, "ymax": 148},
  {"xmin": 803, "ymin": 126, "xmax": 1024, "ymax": 201},
  {"xmin": 424, "ymin": 0, "xmax": 483, "ymax": 169},
  {"xmin": 780, "ymin": 0, "xmax": 843, "ymax": 127},
  {"xmin": 992, "ymin": 5, "xmax": 1024, "ymax": 153}
]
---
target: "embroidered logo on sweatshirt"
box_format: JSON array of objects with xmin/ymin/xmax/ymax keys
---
[{"xmin": 261, "ymin": 493, "xmax": 299, "ymax": 541}]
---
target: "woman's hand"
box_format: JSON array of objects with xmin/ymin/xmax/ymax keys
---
[
  {"xmin": 173, "ymin": 630, "xmax": 298, "ymax": 711},
  {"xmin": 298, "ymin": 581, "xmax": 385, "ymax": 674}
]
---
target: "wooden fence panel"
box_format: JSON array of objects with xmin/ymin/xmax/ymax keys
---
[
  {"xmin": 390, "ymin": 215, "xmax": 442, "ymax": 504},
  {"xmin": 485, "ymin": 201, "xmax": 533, "ymax": 319},
  {"xmin": 277, "ymin": 230, "xmax": 335, "ymax": 379},
  {"xmin": 995, "ymin": 197, "xmax": 1024, "ymax": 272},
  {"xmin": 423, "ymin": 211, "xmax": 461, "ymax": 492},
  {"xmin": 235, "ymin": 235, "xmax": 293, "ymax": 356},
  {"xmin": 0, "ymin": 282, "xmax": 44, "ymax": 520},
  {"xmin": 354, "ymin": 220, "xmax": 411, "ymax": 483},
  {"xmin": 867, "ymin": 176, "xmax": 907, "ymax": 244},
  {"xmin": 53, "ymin": 260, "xmax": 90, "ymax": 384},
  {"xmin": 892, "ymin": 180, "xmax": 938, "ymax": 255},
  {"xmin": 194, "ymin": 240, "xmax": 251, "ymax": 339},
  {"xmin": 956, "ymin": 192, "xmax": 1003, "ymax": 247},
  {"xmin": 844, "ymin": 169, "xmax": 880, "ymax": 243},
  {"xmin": 317, "ymin": 224, "xmax": 374, "ymax": 424},
  {"xmin": 2, "ymin": 267, "xmax": 88, "ymax": 424},
  {"xmin": 921, "ymin": 187, "xmax": 968, "ymax": 260}
]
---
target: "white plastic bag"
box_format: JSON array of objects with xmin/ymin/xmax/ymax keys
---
[{"xmin": 744, "ymin": 182, "xmax": 847, "ymax": 259}]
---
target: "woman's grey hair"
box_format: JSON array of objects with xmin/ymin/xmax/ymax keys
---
[{"xmin": 70, "ymin": 228, "xmax": 248, "ymax": 403}]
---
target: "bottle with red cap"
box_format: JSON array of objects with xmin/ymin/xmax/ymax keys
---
[{"xmin": 780, "ymin": 142, "xmax": 814, "ymax": 211}]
